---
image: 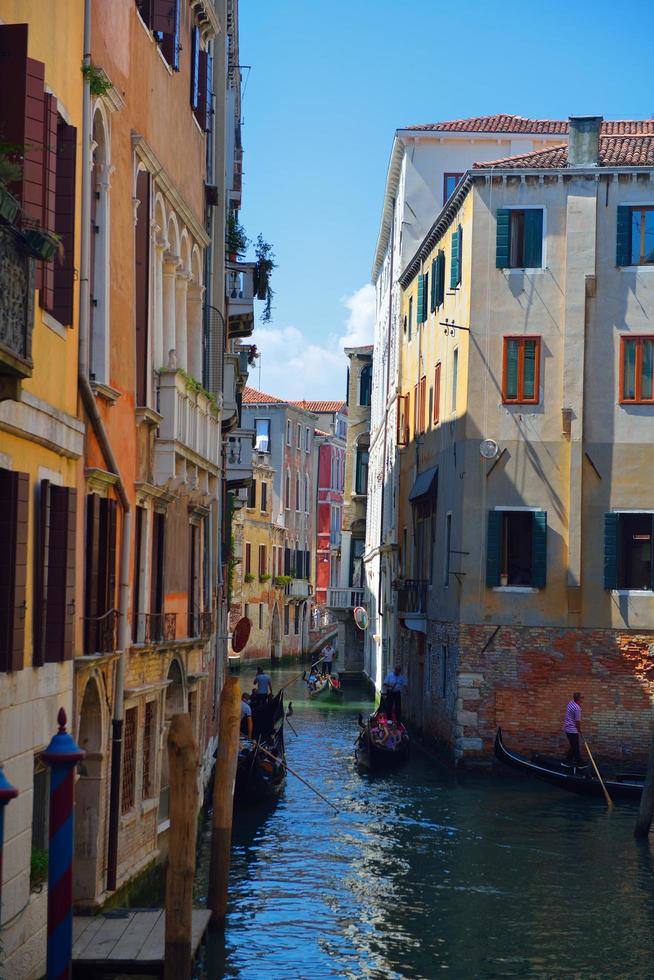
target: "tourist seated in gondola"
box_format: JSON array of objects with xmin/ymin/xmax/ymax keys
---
[
  {"xmin": 240, "ymin": 692, "xmax": 253, "ymax": 739},
  {"xmin": 306, "ymin": 668, "xmax": 318, "ymax": 691}
]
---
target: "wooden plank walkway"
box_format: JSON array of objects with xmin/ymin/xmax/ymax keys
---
[{"xmin": 72, "ymin": 909, "xmax": 212, "ymax": 976}]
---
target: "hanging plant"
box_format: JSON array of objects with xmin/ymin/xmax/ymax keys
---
[
  {"xmin": 226, "ymin": 209, "xmax": 248, "ymax": 260},
  {"xmin": 254, "ymin": 233, "xmax": 276, "ymax": 323},
  {"xmin": 81, "ymin": 61, "xmax": 114, "ymax": 98},
  {"xmin": 244, "ymin": 572, "xmax": 255, "ymax": 583}
]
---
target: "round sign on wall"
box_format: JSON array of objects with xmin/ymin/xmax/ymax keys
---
[
  {"xmin": 232, "ymin": 617, "xmax": 252, "ymax": 653},
  {"xmin": 353, "ymin": 606, "xmax": 368, "ymax": 631}
]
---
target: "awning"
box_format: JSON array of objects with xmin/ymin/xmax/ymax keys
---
[{"xmin": 408, "ymin": 465, "xmax": 438, "ymax": 503}]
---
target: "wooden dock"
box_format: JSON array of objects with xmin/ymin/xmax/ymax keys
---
[{"xmin": 72, "ymin": 909, "xmax": 212, "ymax": 976}]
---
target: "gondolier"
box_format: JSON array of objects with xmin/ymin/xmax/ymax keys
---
[
  {"xmin": 563, "ymin": 692, "xmax": 583, "ymax": 768},
  {"xmin": 252, "ymin": 666, "xmax": 273, "ymax": 705},
  {"xmin": 240, "ymin": 693, "xmax": 253, "ymax": 739},
  {"xmin": 322, "ymin": 642, "xmax": 336, "ymax": 675},
  {"xmin": 383, "ymin": 664, "xmax": 407, "ymax": 722}
]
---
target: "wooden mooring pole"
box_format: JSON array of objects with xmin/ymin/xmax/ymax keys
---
[
  {"xmin": 208, "ymin": 675, "xmax": 241, "ymax": 926},
  {"xmin": 635, "ymin": 723, "xmax": 654, "ymax": 839},
  {"xmin": 164, "ymin": 713, "xmax": 200, "ymax": 980}
]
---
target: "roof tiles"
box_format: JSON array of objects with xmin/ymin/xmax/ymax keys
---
[
  {"xmin": 242, "ymin": 386, "xmax": 285, "ymax": 404},
  {"xmin": 404, "ymin": 115, "xmax": 654, "ymax": 137},
  {"xmin": 473, "ymin": 135, "xmax": 654, "ymax": 170},
  {"xmin": 290, "ymin": 400, "xmax": 346, "ymax": 413}
]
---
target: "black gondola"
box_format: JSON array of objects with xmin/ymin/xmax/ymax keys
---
[
  {"xmin": 355, "ymin": 709, "xmax": 410, "ymax": 771},
  {"xmin": 235, "ymin": 692, "xmax": 286, "ymax": 805},
  {"xmin": 494, "ymin": 728, "xmax": 645, "ymax": 801}
]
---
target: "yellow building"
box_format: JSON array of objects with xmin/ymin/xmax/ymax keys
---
[
  {"xmin": 395, "ymin": 116, "xmax": 654, "ymax": 765},
  {"xmin": 0, "ymin": 4, "xmax": 84, "ymax": 976}
]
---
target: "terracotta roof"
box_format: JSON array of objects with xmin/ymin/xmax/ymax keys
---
[
  {"xmin": 290, "ymin": 400, "xmax": 346, "ymax": 413},
  {"xmin": 473, "ymin": 135, "xmax": 654, "ymax": 170},
  {"xmin": 242, "ymin": 386, "xmax": 285, "ymax": 404},
  {"xmin": 404, "ymin": 115, "xmax": 654, "ymax": 136}
]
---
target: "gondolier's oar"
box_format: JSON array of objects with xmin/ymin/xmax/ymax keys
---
[
  {"xmin": 257, "ymin": 744, "xmax": 339, "ymax": 813},
  {"xmin": 280, "ymin": 657, "xmax": 326, "ymax": 693},
  {"xmin": 584, "ymin": 738, "xmax": 613, "ymax": 810}
]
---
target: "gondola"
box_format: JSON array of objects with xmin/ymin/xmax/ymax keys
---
[
  {"xmin": 355, "ymin": 709, "xmax": 410, "ymax": 771},
  {"xmin": 326, "ymin": 674, "xmax": 343, "ymax": 698},
  {"xmin": 494, "ymin": 728, "xmax": 645, "ymax": 801},
  {"xmin": 235, "ymin": 692, "xmax": 286, "ymax": 805},
  {"xmin": 308, "ymin": 676, "xmax": 329, "ymax": 699}
]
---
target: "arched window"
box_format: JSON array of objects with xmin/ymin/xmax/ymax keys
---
[
  {"xmin": 359, "ymin": 364, "xmax": 372, "ymax": 406},
  {"xmin": 295, "ymin": 472, "xmax": 301, "ymax": 511},
  {"xmin": 355, "ymin": 435, "xmax": 370, "ymax": 496},
  {"xmin": 305, "ymin": 473, "xmax": 310, "ymax": 513},
  {"xmin": 285, "ymin": 469, "xmax": 291, "ymax": 509}
]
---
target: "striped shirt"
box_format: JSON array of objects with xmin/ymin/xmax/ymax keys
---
[{"xmin": 564, "ymin": 700, "xmax": 581, "ymax": 734}]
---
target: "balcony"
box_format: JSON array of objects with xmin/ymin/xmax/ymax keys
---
[
  {"xmin": 155, "ymin": 369, "xmax": 221, "ymax": 482},
  {"xmin": 226, "ymin": 427, "xmax": 254, "ymax": 489},
  {"xmin": 396, "ymin": 578, "xmax": 429, "ymax": 634},
  {"xmin": 0, "ymin": 225, "xmax": 34, "ymax": 400},
  {"xmin": 226, "ymin": 261, "xmax": 256, "ymax": 338},
  {"xmin": 326, "ymin": 587, "xmax": 364, "ymax": 609},
  {"xmin": 222, "ymin": 346, "xmax": 250, "ymax": 429},
  {"xmin": 83, "ymin": 609, "xmax": 119, "ymax": 655},
  {"xmin": 286, "ymin": 579, "xmax": 311, "ymax": 599},
  {"xmin": 143, "ymin": 612, "xmax": 177, "ymax": 644},
  {"xmin": 329, "ymin": 528, "xmax": 342, "ymax": 549},
  {"xmin": 187, "ymin": 610, "xmax": 214, "ymax": 640}
]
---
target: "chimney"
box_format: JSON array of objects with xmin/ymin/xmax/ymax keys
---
[{"xmin": 568, "ymin": 116, "xmax": 603, "ymax": 167}]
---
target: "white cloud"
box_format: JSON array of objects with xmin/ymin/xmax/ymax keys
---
[{"xmin": 250, "ymin": 284, "xmax": 375, "ymax": 401}]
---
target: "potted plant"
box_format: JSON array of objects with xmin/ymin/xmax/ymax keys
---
[
  {"xmin": 244, "ymin": 572, "xmax": 255, "ymax": 583},
  {"xmin": 30, "ymin": 847, "xmax": 48, "ymax": 892},
  {"xmin": 254, "ymin": 234, "xmax": 276, "ymax": 323},
  {"xmin": 259, "ymin": 573, "xmax": 271, "ymax": 584},
  {"xmin": 0, "ymin": 141, "xmax": 22, "ymax": 225},
  {"xmin": 226, "ymin": 209, "xmax": 248, "ymax": 261},
  {"xmin": 273, "ymin": 575, "xmax": 293, "ymax": 588},
  {"xmin": 500, "ymin": 572, "xmax": 509, "ymax": 587},
  {"xmin": 22, "ymin": 226, "xmax": 62, "ymax": 261}
]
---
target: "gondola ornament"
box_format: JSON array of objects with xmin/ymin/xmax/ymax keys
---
[{"xmin": 353, "ymin": 606, "xmax": 368, "ymax": 631}]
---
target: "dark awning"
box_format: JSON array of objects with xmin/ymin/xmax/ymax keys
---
[{"xmin": 408, "ymin": 465, "xmax": 438, "ymax": 502}]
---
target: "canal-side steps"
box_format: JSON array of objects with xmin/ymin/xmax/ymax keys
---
[{"xmin": 72, "ymin": 908, "xmax": 211, "ymax": 976}]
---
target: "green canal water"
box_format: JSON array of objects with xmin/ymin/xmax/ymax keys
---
[{"xmin": 139, "ymin": 666, "xmax": 654, "ymax": 978}]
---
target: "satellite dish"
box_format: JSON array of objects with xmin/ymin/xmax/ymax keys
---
[
  {"xmin": 353, "ymin": 606, "xmax": 368, "ymax": 631},
  {"xmin": 480, "ymin": 439, "xmax": 499, "ymax": 460},
  {"xmin": 232, "ymin": 617, "xmax": 251, "ymax": 653}
]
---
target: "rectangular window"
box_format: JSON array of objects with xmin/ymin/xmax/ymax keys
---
[
  {"xmin": 305, "ymin": 427, "xmax": 311, "ymax": 452},
  {"xmin": 617, "ymin": 206, "xmax": 654, "ymax": 266},
  {"xmin": 284, "ymin": 604, "xmax": 290, "ymax": 635},
  {"xmin": 245, "ymin": 542, "xmax": 251, "ymax": 576},
  {"xmin": 259, "ymin": 603, "xmax": 264, "ymax": 629},
  {"xmin": 451, "ymin": 349, "xmax": 458, "ymax": 413},
  {"xmin": 84, "ymin": 494, "xmax": 118, "ymax": 655},
  {"xmin": 142, "ymin": 700, "xmax": 156, "ymax": 799},
  {"xmin": 443, "ymin": 172, "xmax": 463, "ymax": 205},
  {"xmin": 450, "ymin": 225, "xmax": 462, "ymax": 289},
  {"xmin": 496, "ymin": 209, "xmax": 544, "ymax": 269},
  {"xmin": 355, "ymin": 445, "xmax": 369, "ymax": 496},
  {"xmin": 433, "ymin": 363, "xmax": 441, "ymax": 424},
  {"xmin": 33, "ymin": 481, "xmax": 77, "ymax": 666},
  {"xmin": 285, "ymin": 471, "xmax": 291, "ymax": 509},
  {"xmin": 503, "ymin": 337, "xmax": 541, "ymax": 404},
  {"xmin": 417, "ymin": 273, "xmax": 427, "ymax": 325},
  {"xmin": 620, "ymin": 336, "xmax": 654, "ymax": 403},
  {"xmin": 247, "ymin": 479, "xmax": 256, "ymax": 508},
  {"xmin": 258, "ymin": 544, "xmax": 267, "ymax": 576},
  {"xmin": 121, "ymin": 706, "xmax": 137, "ymax": 814},
  {"xmin": 430, "ymin": 250, "xmax": 445, "ymax": 311},
  {"xmin": 261, "ymin": 482, "xmax": 267, "ymax": 512},
  {"xmin": 254, "ymin": 418, "xmax": 270, "ymax": 453},
  {"xmin": 294, "ymin": 604, "xmax": 300, "ymax": 635},
  {"xmin": 486, "ymin": 509, "xmax": 547, "ymax": 588},
  {"xmin": 418, "ymin": 376, "xmax": 426, "ymax": 434},
  {"xmin": 297, "ymin": 423, "xmax": 302, "ymax": 448},
  {"xmin": 605, "ymin": 513, "xmax": 654, "ymax": 590},
  {"xmin": 286, "ymin": 420, "xmax": 292, "ymax": 445},
  {"xmin": 151, "ymin": 510, "xmax": 165, "ymax": 619}
]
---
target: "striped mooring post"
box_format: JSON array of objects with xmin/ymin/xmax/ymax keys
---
[
  {"xmin": 41, "ymin": 707, "xmax": 84, "ymax": 980},
  {"xmin": 0, "ymin": 765, "xmax": 18, "ymax": 922}
]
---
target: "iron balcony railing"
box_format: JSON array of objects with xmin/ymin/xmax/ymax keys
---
[
  {"xmin": 83, "ymin": 608, "xmax": 119, "ymax": 655},
  {"xmin": 144, "ymin": 612, "xmax": 177, "ymax": 644},
  {"xmin": 326, "ymin": 587, "xmax": 364, "ymax": 609},
  {"xmin": 396, "ymin": 579, "xmax": 429, "ymax": 614},
  {"xmin": 0, "ymin": 225, "xmax": 34, "ymax": 396}
]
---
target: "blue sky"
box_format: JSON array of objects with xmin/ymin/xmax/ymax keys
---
[{"xmin": 239, "ymin": 0, "xmax": 654, "ymax": 400}]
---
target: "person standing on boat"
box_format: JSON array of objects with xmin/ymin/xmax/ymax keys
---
[
  {"xmin": 240, "ymin": 693, "xmax": 253, "ymax": 739},
  {"xmin": 383, "ymin": 664, "xmax": 407, "ymax": 722},
  {"xmin": 563, "ymin": 692, "xmax": 583, "ymax": 768},
  {"xmin": 322, "ymin": 642, "xmax": 335, "ymax": 675},
  {"xmin": 252, "ymin": 666, "xmax": 273, "ymax": 704}
]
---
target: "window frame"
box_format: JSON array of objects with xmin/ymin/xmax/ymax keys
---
[
  {"xmin": 619, "ymin": 335, "xmax": 654, "ymax": 404},
  {"xmin": 254, "ymin": 418, "xmax": 271, "ymax": 453},
  {"xmin": 502, "ymin": 336, "xmax": 541, "ymax": 405},
  {"xmin": 628, "ymin": 205, "xmax": 654, "ymax": 266},
  {"xmin": 443, "ymin": 172, "xmax": 463, "ymax": 205},
  {"xmin": 286, "ymin": 420, "xmax": 292, "ymax": 446},
  {"xmin": 498, "ymin": 206, "xmax": 546, "ymax": 272},
  {"xmin": 433, "ymin": 362, "xmax": 441, "ymax": 424}
]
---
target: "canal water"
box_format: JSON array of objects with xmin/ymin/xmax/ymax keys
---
[
  {"xmin": 196, "ymin": 667, "xmax": 654, "ymax": 979},
  {"xmin": 135, "ymin": 666, "xmax": 654, "ymax": 978}
]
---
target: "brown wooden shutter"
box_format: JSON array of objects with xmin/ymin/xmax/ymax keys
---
[
  {"xmin": 134, "ymin": 169, "xmax": 150, "ymax": 406},
  {"xmin": 44, "ymin": 485, "xmax": 67, "ymax": 662},
  {"xmin": 40, "ymin": 93, "xmax": 58, "ymax": 311},
  {"xmin": 195, "ymin": 51, "xmax": 208, "ymax": 131},
  {"xmin": 151, "ymin": 0, "xmax": 177, "ymax": 34},
  {"xmin": 51, "ymin": 121, "xmax": 77, "ymax": 326},
  {"xmin": 62, "ymin": 486, "xmax": 77, "ymax": 659},
  {"xmin": 151, "ymin": 511, "xmax": 165, "ymax": 615},
  {"xmin": 0, "ymin": 469, "xmax": 29, "ymax": 672},
  {"xmin": 84, "ymin": 494, "xmax": 100, "ymax": 652},
  {"xmin": 33, "ymin": 479, "xmax": 51, "ymax": 668},
  {"xmin": 103, "ymin": 497, "xmax": 118, "ymax": 615}
]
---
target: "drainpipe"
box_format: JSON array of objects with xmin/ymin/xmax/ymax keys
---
[{"xmin": 80, "ymin": 0, "xmax": 131, "ymax": 892}]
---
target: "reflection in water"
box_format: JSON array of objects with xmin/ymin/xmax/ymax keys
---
[{"xmin": 190, "ymin": 668, "xmax": 654, "ymax": 979}]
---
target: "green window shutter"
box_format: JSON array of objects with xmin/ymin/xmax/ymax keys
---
[
  {"xmin": 496, "ymin": 209, "xmax": 510, "ymax": 268},
  {"xmin": 486, "ymin": 510, "xmax": 502, "ymax": 587},
  {"xmin": 524, "ymin": 209, "xmax": 543, "ymax": 268},
  {"xmin": 603, "ymin": 513, "xmax": 619, "ymax": 589},
  {"xmin": 616, "ymin": 206, "xmax": 631, "ymax": 266},
  {"xmin": 450, "ymin": 225, "xmax": 461, "ymax": 289},
  {"xmin": 417, "ymin": 274, "xmax": 426, "ymax": 324},
  {"xmin": 523, "ymin": 340, "xmax": 537, "ymax": 399},
  {"xmin": 430, "ymin": 258, "xmax": 437, "ymax": 312},
  {"xmin": 437, "ymin": 250, "xmax": 445, "ymax": 306},
  {"xmin": 531, "ymin": 511, "xmax": 547, "ymax": 588},
  {"xmin": 505, "ymin": 340, "xmax": 519, "ymax": 399}
]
